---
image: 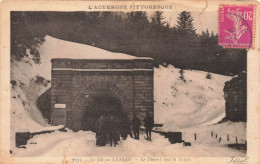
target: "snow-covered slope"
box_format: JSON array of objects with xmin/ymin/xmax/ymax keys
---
[
  {"xmin": 11, "ymin": 35, "xmax": 233, "ymax": 135},
  {"xmin": 154, "ymin": 65, "xmax": 233, "ymax": 131},
  {"xmin": 10, "ymin": 56, "xmax": 51, "ymax": 149},
  {"xmin": 11, "ymin": 57, "xmax": 51, "ymax": 128},
  {"xmin": 10, "ymin": 35, "xmax": 247, "ymax": 156}
]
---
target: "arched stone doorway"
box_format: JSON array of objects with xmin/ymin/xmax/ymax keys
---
[
  {"xmin": 71, "ymin": 82, "xmax": 131, "ymax": 131},
  {"xmin": 81, "ymin": 94, "xmax": 123, "ymax": 132}
]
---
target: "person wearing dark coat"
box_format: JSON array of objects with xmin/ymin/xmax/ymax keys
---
[
  {"xmin": 107, "ymin": 114, "xmax": 120, "ymax": 147},
  {"xmin": 120, "ymin": 114, "xmax": 132, "ymax": 140},
  {"xmin": 96, "ymin": 114, "xmax": 107, "ymax": 146},
  {"xmin": 133, "ymin": 114, "xmax": 141, "ymax": 140},
  {"xmin": 112, "ymin": 116, "xmax": 120, "ymax": 146},
  {"xmin": 144, "ymin": 112, "xmax": 154, "ymax": 141}
]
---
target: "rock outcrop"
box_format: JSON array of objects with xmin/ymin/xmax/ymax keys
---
[{"xmin": 223, "ymin": 71, "xmax": 247, "ymax": 122}]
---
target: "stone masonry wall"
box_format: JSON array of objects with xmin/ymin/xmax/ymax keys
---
[
  {"xmin": 134, "ymin": 72, "xmax": 154, "ymax": 124},
  {"xmin": 51, "ymin": 58, "xmax": 154, "ymax": 131}
]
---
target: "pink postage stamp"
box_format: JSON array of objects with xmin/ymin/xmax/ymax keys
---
[{"xmin": 218, "ymin": 5, "xmax": 255, "ymax": 49}]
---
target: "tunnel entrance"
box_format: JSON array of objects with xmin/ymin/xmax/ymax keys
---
[
  {"xmin": 51, "ymin": 57, "xmax": 154, "ymax": 131},
  {"xmin": 81, "ymin": 94, "xmax": 123, "ymax": 132}
]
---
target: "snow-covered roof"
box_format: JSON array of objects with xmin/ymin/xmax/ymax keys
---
[{"xmin": 41, "ymin": 35, "xmax": 138, "ymax": 60}]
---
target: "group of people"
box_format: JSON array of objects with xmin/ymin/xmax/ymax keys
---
[
  {"xmin": 95, "ymin": 112, "xmax": 120, "ymax": 147},
  {"xmin": 95, "ymin": 112, "xmax": 154, "ymax": 147}
]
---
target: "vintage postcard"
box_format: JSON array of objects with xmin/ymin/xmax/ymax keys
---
[{"xmin": 0, "ymin": 0, "xmax": 259, "ymax": 164}]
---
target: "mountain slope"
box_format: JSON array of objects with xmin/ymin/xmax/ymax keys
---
[
  {"xmin": 11, "ymin": 35, "xmax": 233, "ymax": 149},
  {"xmin": 154, "ymin": 65, "xmax": 232, "ymax": 131}
]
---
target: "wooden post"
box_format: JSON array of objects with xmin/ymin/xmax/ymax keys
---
[
  {"xmin": 227, "ymin": 134, "xmax": 229, "ymax": 141},
  {"xmin": 211, "ymin": 131, "xmax": 213, "ymax": 137},
  {"xmin": 219, "ymin": 137, "xmax": 222, "ymax": 143},
  {"xmin": 216, "ymin": 134, "xmax": 217, "ymax": 138},
  {"xmin": 194, "ymin": 133, "xmax": 197, "ymax": 140},
  {"xmin": 236, "ymin": 137, "xmax": 238, "ymax": 144}
]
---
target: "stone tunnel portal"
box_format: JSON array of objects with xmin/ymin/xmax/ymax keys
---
[{"xmin": 51, "ymin": 58, "xmax": 154, "ymax": 132}]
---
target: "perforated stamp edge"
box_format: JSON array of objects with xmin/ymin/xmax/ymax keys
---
[{"xmin": 218, "ymin": 4, "xmax": 256, "ymax": 49}]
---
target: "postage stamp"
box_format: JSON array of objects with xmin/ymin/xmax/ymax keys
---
[{"xmin": 218, "ymin": 4, "xmax": 255, "ymax": 49}]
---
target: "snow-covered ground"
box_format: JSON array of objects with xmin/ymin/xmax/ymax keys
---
[
  {"xmin": 11, "ymin": 35, "xmax": 246, "ymax": 156},
  {"xmin": 13, "ymin": 128, "xmax": 245, "ymax": 157}
]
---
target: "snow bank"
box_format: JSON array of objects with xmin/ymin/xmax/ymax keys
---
[
  {"xmin": 11, "ymin": 58, "xmax": 50, "ymax": 125},
  {"xmin": 182, "ymin": 121, "xmax": 246, "ymax": 146},
  {"xmin": 13, "ymin": 130, "xmax": 245, "ymax": 157},
  {"xmin": 37, "ymin": 35, "xmax": 139, "ymax": 80},
  {"xmin": 40, "ymin": 35, "xmax": 137, "ymax": 60},
  {"xmin": 10, "ymin": 56, "xmax": 54, "ymax": 150},
  {"xmin": 154, "ymin": 65, "xmax": 232, "ymax": 131}
]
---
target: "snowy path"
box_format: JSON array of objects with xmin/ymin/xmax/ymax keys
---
[{"xmin": 13, "ymin": 130, "xmax": 245, "ymax": 157}]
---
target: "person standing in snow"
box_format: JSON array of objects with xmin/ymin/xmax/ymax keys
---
[
  {"xmin": 120, "ymin": 114, "xmax": 133, "ymax": 140},
  {"xmin": 112, "ymin": 114, "xmax": 120, "ymax": 146},
  {"xmin": 107, "ymin": 113, "xmax": 120, "ymax": 147},
  {"xmin": 144, "ymin": 112, "xmax": 154, "ymax": 141},
  {"xmin": 133, "ymin": 114, "xmax": 141, "ymax": 140},
  {"xmin": 96, "ymin": 114, "xmax": 106, "ymax": 146},
  {"xmin": 107, "ymin": 113, "xmax": 114, "ymax": 146}
]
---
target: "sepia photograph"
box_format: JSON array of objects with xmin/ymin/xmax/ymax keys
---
[{"xmin": 1, "ymin": 0, "xmax": 259, "ymax": 163}]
